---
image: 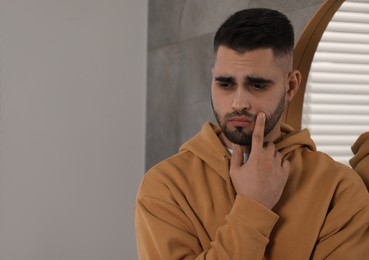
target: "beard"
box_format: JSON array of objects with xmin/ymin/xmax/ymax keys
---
[{"xmin": 212, "ymin": 94, "xmax": 285, "ymax": 146}]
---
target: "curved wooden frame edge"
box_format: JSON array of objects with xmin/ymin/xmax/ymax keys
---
[{"xmin": 282, "ymin": 0, "xmax": 345, "ymax": 130}]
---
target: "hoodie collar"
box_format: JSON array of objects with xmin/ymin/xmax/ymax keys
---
[
  {"xmin": 277, "ymin": 124, "xmax": 316, "ymax": 157},
  {"xmin": 180, "ymin": 122, "xmax": 316, "ymax": 179},
  {"xmin": 180, "ymin": 122, "xmax": 230, "ymax": 177}
]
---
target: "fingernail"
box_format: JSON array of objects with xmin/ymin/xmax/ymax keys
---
[{"xmin": 259, "ymin": 112, "xmax": 265, "ymax": 119}]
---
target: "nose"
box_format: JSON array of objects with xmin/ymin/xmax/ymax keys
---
[{"xmin": 231, "ymin": 88, "xmax": 250, "ymax": 111}]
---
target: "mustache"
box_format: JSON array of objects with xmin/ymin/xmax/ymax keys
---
[{"xmin": 225, "ymin": 110, "xmax": 257, "ymax": 121}]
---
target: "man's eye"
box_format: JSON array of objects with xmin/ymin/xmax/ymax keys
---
[
  {"xmin": 252, "ymin": 84, "xmax": 266, "ymax": 90},
  {"xmin": 218, "ymin": 82, "xmax": 233, "ymax": 89}
]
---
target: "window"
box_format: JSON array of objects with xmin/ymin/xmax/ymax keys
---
[{"xmin": 302, "ymin": 0, "xmax": 369, "ymax": 165}]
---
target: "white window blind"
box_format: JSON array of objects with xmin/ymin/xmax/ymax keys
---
[{"xmin": 302, "ymin": 0, "xmax": 369, "ymax": 165}]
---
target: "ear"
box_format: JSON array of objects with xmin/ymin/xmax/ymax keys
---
[{"xmin": 286, "ymin": 70, "xmax": 301, "ymax": 102}]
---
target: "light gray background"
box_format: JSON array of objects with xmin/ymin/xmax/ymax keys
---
[
  {"xmin": 146, "ymin": 0, "xmax": 324, "ymax": 170},
  {"xmin": 0, "ymin": 1, "xmax": 323, "ymax": 259},
  {"xmin": 0, "ymin": 0, "xmax": 146, "ymax": 259}
]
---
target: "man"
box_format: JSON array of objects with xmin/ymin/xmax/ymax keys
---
[{"xmin": 135, "ymin": 8, "xmax": 369, "ymax": 259}]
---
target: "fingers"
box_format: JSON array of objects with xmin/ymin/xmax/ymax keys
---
[
  {"xmin": 282, "ymin": 159, "xmax": 291, "ymax": 175},
  {"xmin": 281, "ymin": 159, "xmax": 290, "ymax": 186},
  {"xmin": 251, "ymin": 112, "xmax": 266, "ymax": 152},
  {"xmin": 230, "ymin": 144, "xmax": 243, "ymax": 172}
]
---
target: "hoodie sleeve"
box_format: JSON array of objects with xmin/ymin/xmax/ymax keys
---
[
  {"xmin": 135, "ymin": 181, "xmax": 279, "ymax": 260},
  {"xmin": 350, "ymin": 132, "xmax": 369, "ymax": 190},
  {"xmin": 309, "ymin": 167, "xmax": 369, "ymax": 259}
]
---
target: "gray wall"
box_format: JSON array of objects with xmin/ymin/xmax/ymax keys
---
[
  {"xmin": 0, "ymin": 0, "xmax": 147, "ymax": 259},
  {"xmin": 146, "ymin": 0, "xmax": 324, "ymax": 170}
]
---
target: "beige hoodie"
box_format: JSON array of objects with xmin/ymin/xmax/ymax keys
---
[
  {"xmin": 135, "ymin": 122, "xmax": 369, "ymax": 259},
  {"xmin": 350, "ymin": 132, "xmax": 369, "ymax": 190}
]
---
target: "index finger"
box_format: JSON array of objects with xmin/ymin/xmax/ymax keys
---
[{"xmin": 251, "ymin": 112, "xmax": 266, "ymax": 151}]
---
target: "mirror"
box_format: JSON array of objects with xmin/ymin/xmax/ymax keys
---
[
  {"xmin": 302, "ymin": 0, "xmax": 369, "ymax": 165},
  {"xmin": 282, "ymin": 0, "xmax": 345, "ymax": 128},
  {"xmin": 283, "ymin": 0, "xmax": 369, "ymax": 165}
]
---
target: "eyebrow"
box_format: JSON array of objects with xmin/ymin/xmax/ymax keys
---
[
  {"xmin": 214, "ymin": 75, "xmax": 274, "ymax": 85},
  {"xmin": 214, "ymin": 76, "xmax": 236, "ymax": 83},
  {"xmin": 245, "ymin": 76, "xmax": 274, "ymax": 85}
]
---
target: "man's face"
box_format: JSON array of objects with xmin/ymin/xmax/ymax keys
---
[{"xmin": 211, "ymin": 46, "xmax": 291, "ymax": 146}]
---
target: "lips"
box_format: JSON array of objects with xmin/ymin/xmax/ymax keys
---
[{"xmin": 228, "ymin": 116, "xmax": 253, "ymax": 127}]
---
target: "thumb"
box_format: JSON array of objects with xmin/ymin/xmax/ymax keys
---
[{"xmin": 230, "ymin": 144, "xmax": 243, "ymax": 173}]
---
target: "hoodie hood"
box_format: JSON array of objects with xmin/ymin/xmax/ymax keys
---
[
  {"xmin": 277, "ymin": 124, "xmax": 316, "ymax": 157},
  {"xmin": 350, "ymin": 132, "xmax": 369, "ymax": 190},
  {"xmin": 180, "ymin": 122, "xmax": 316, "ymax": 174}
]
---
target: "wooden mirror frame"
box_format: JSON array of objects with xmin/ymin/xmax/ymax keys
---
[{"xmin": 282, "ymin": 0, "xmax": 345, "ymax": 130}]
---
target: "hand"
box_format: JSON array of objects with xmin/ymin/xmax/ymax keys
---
[{"xmin": 229, "ymin": 112, "xmax": 290, "ymax": 209}]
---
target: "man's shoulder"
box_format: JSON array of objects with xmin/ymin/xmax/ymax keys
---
[
  {"xmin": 137, "ymin": 148, "xmax": 217, "ymax": 204},
  {"xmin": 143, "ymin": 149, "xmax": 201, "ymax": 182},
  {"xmin": 147, "ymin": 149, "xmax": 198, "ymax": 174},
  {"xmin": 296, "ymin": 148, "xmax": 368, "ymax": 193},
  {"xmin": 299, "ymin": 148, "xmax": 354, "ymax": 174}
]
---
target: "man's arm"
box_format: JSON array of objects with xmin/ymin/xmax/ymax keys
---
[
  {"xmin": 135, "ymin": 113, "xmax": 288, "ymax": 259},
  {"xmin": 310, "ymin": 170, "xmax": 369, "ymax": 259},
  {"xmin": 135, "ymin": 192, "xmax": 278, "ymax": 259}
]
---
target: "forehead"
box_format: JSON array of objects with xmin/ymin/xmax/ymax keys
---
[{"xmin": 213, "ymin": 46, "xmax": 285, "ymax": 75}]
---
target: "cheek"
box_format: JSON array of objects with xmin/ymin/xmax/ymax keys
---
[
  {"xmin": 211, "ymin": 96, "xmax": 222, "ymax": 116},
  {"xmin": 211, "ymin": 88, "xmax": 227, "ymax": 109},
  {"xmin": 263, "ymin": 92, "xmax": 286, "ymax": 116},
  {"xmin": 265, "ymin": 100, "xmax": 277, "ymax": 112},
  {"xmin": 253, "ymin": 98, "xmax": 277, "ymax": 117}
]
